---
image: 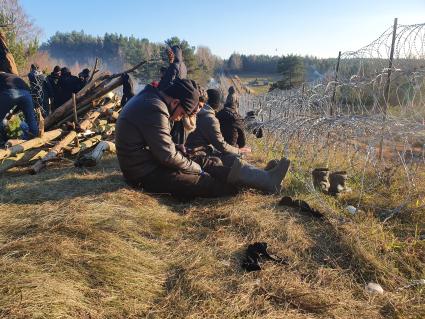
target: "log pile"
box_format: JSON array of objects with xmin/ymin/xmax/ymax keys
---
[{"xmin": 0, "ymin": 61, "xmax": 145, "ymax": 175}]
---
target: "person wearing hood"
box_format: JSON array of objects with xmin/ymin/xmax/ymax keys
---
[
  {"xmin": 78, "ymin": 68, "xmax": 90, "ymax": 87},
  {"xmin": 28, "ymin": 64, "xmax": 48, "ymax": 113},
  {"xmin": 45, "ymin": 65, "xmax": 61, "ymax": 111},
  {"xmin": 224, "ymin": 86, "xmax": 240, "ymax": 111},
  {"xmin": 56, "ymin": 67, "xmax": 81, "ymax": 107},
  {"xmin": 116, "ymin": 80, "xmax": 290, "ymax": 198},
  {"xmin": 158, "ymin": 45, "xmax": 187, "ymax": 90},
  {"xmin": 120, "ymin": 73, "xmax": 135, "ymax": 107},
  {"xmin": 216, "ymin": 93, "xmax": 247, "ymax": 149}
]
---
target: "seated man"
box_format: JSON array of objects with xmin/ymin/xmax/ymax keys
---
[
  {"xmin": 0, "ymin": 71, "xmax": 39, "ymax": 142},
  {"xmin": 186, "ymin": 89, "xmax": 249, "ymax": 167},
  {"xmin": 115, "ymin": 79, "xmax": 290, "ymax": 198},
  {"xmin": 216, "ymin": 94, "xmax": 246, "ymax": 149}
]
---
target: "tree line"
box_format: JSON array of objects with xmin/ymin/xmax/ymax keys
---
[{"xmin": 40, "ymin": 31, "xmax": 224, "ymax": 86}]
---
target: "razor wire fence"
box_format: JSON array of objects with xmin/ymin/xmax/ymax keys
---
[{"xmin": 238, "ymin": 21, "xmax": 425, "ymax": 209}]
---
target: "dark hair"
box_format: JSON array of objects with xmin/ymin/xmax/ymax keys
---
[{"xmin": 206, "ymin": 89, "xmax": 222, "ymax": 110}]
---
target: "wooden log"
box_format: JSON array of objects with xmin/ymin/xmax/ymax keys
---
[
  {"xmin": 96, "ymin": 123, "xmax": 116, "ymax": 137},
  {"xmin": 79, "ymin": 102, "xmax": 115, "ymax": 131},
  {"xmin": 108, "ymin": 111, "xmax": 120, "ymax": 122},
  {"xmin": 66, "ymin": 135, "xmax": 102, "ymax": 155},
  {"xmin": 36, "ymin": 108, "xmax": 45, "ymax": 137},
  {"xmin": 75, "ymin": 141, "xmax": 115, "ymax": 167},
  {"xmin": 5, "ymin": 139, "xmax": 25, "ymax": 147},
  {"xmin": 55, "ymin": 102, "xmax": 94, "ymax": 128},
  {"xmin": 30, "ymin": 131, "xmax": 77, "ymax": 174},
  {"xmin": 30, "ymin": 102, "xmax": 115, "ymax": 174},
  {"xmin": 94, "ymin": 119, "xmax": 108, "ymax": 127},
  {"xmin": 0, "ymin": 129, "xmax": 62, "ymax": 160},
  {"xmin": 0, "ymin": 149, "xmax": 47, "ymax": 173}
]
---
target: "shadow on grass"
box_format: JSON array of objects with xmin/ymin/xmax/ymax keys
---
[
  {"xmin": 0, "ymin": 157, "xmax": 127, "ymax": 204},
  {"xmin": 278, "ymin": 206, "xmax": 389, "ymax": 286}
]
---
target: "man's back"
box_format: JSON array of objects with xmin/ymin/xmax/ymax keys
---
[
  {"xmin": 186, "ymin": 105, "xmax": 239, "ymax": 155},
  {"xmin": 0, "ymin": 72, "xmax": 30, "ymax": 92},
  {"xmin": 216, "ymin": 107, "xmax": 246, "ymax": 148},
  {"xmin": 116, "ymin": 86, "xmax": 200, "ymax": 183}
]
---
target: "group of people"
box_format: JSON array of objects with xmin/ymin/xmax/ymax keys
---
[
  {"xmin": 28, "ymin": 64, "xmax": 90, "ymax": 115},
  {"xmin": 115, "ymin": 45, "xmax": 290, "ymax": 199},
  {"xmin": 0, "ymin": 64, "xmax": 90, "ymax": 143}
]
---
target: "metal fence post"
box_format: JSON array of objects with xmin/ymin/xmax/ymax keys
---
[
  {"xmin": 379, "ymin": 18, "xmax": 398, "ymax": 160},
  {"xmin": 331, "ymin": 51, "xmax": 341, "ymax": 116}
]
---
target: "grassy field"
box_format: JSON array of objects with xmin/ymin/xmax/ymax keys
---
[
  {"xmin": 0, "ymin": 137, "xmax": 424, "ymax": 318},
  {"xmin": 234, "ymin": 73, "xmax": 281, "ymax": 95}
]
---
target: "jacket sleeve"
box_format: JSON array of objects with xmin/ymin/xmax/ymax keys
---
[
  {"xmin": 236, "ymin": 128, "xmax": 246, "ymax": 148},
  {"xmin": 234, "ymin": 116, "xmax": 246, "ymax": 148},
  {"xmin": 202, "ymin": 114, "xmax": 240, "ymax": 155},
  {"xmin": 143, "ymin": 105, "xmax": 202, "ymax": 174}
]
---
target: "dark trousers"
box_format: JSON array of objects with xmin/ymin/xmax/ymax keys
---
[
  {"xmin": 138, "ymin": 168, "xmax": 236, "ymax": 199},
  {"xmin": 134, "ymin": 155, "xmax": 236, "ymax": 198}
]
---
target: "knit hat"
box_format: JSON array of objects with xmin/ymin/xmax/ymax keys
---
[
  {"xmin": 206, "ymin": 89, "xmax": 221, "ymax": 110},
  {"xmin": 163, "ymin": 78, "xmax": 199, "ymax": 115}
]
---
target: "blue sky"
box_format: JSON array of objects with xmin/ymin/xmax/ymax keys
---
[{"xmin": 21, "ymin": 0, "xmax": 425, "ymax": 58}]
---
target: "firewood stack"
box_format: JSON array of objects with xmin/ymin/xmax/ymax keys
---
[{"xmin": 0, "ymin": 60, "xmax": 146, "ymax": 175}]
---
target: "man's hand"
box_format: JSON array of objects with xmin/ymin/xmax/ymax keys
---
[{"xmin": 239, "ymin": 146, "xmax": 252, "ymax": 154}]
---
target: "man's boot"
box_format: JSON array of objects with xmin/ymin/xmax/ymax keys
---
[
  {"xmin": 227, "ymin": 157, "xmax": 290, "ymax": 194},
  {"xmin": 312, "ymin": 168, "xmax": 330, "ymax": 193},
  {"xmin": 264, "ymin": 159, "xmax": 279, "ymax": 171},
  {"xmin": 329, "ymin": 171, "xmax": 351, "ymax": 196}
]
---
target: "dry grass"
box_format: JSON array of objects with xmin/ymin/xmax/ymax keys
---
[{"xmin": 0, "ymin": 150, "xmax": 424, "ymax": 318}]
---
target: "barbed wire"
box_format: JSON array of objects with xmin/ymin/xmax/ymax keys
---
[{"xmin": 238, "ymin": 22, "xmax": 425, "ymax": 208}]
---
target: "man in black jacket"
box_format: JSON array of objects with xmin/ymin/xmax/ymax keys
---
[
  {"xmin": 116, "ymin": 79, "xmax": 236, "ymax": 198},
  {"xmin": 45, "ymin": 65, "xmax": 61, "ymax": 111},
  {"xmin": 56, "ymin": 67, "xmax": 82, "ymax": 106}
]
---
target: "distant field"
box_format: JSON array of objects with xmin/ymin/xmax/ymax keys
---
[{"xmin": 234, "ymin": 72, "xmax": 281, "ymax": 95}]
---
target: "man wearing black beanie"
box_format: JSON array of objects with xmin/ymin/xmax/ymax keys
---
[{"xmin": 115, "ymin": 78, "xmax": 237, "ymax": 198}]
